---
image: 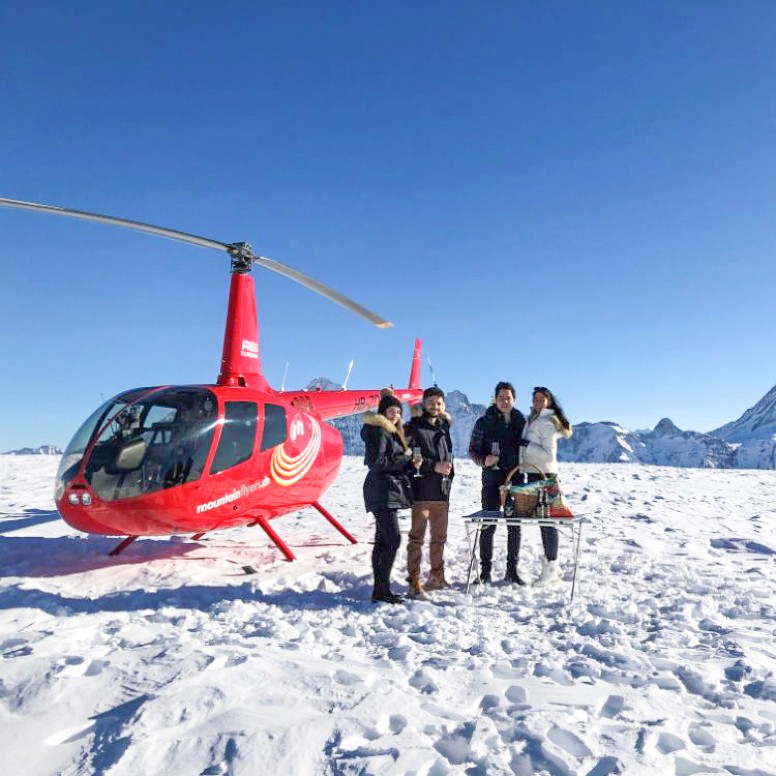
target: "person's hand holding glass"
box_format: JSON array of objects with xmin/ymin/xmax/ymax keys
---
[
  {"xmin": 484, "ymin": 441, "xmax": 499, "ymax": 469},
  {"xmin": 412, "ymin": 447, "xmax": 423, "ymax": 478}
]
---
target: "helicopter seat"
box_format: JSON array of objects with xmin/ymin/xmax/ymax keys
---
[{"xmin": 146, "ymin": 421, "xmax": 199, "ymax": 487}]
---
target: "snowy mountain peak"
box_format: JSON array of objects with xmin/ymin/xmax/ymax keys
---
[
  {"xmin": 653, "ymin": 417, "xmax": 680, "ymax": 435},
  {"xmin": 709, "ymin": 382, "xmax": 776, "ymax": 469},
  {"xmin": 713, "ymin": 383, "xmax": 776, "ymax": 442},
  {"xmin": 305, "ymin": 377, "xmax": 341, "ymax": 391}
]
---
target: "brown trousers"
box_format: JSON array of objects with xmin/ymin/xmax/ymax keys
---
[{"xmin": 407, "ymin": 501, "xmax": 449, "ymax": 581}]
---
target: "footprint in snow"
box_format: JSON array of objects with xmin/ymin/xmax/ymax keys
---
[
  {"xmin": 599, "ymin": 694, "xmax": 625, "ymax": 718},
  {"xmin": 333, "ymin": 669, "xmax": 363, "ymax": 686},
  {"xmin": 710, "ymin": 537, "xmax": 775, "ymax": 555},
  {"xmin": 504, "ymin": 685, "xmax": 527, "ymax": 704},
  {"xmin": 687, "ymin": 723, "xmax": 716, "ymax": 751},
  {"xmin": 547, "ymin": 725, "xmax": 593, "ymax": 758},
  {"xmin": 409, "ymin": 668, "xmax": 439, "ymax": 694},
  {"xmin": 656, "ymin": 731, "xmax": 685, "ymax": 754},
  {"xmin": 58, "ymin": 657, "xmax": 108, "ymax": 677}
]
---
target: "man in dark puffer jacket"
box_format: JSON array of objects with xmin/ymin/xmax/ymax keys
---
[{"xmin": 468, "ymin": 381, "xmax": 527, "ymax": 584}]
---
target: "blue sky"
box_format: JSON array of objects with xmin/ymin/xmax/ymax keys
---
[{"xmin": 1, "ymin": 1, "xmax": 775, "ymax": 450}]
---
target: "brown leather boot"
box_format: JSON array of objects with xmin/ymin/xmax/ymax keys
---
[
  {"xmin": 407, "ymin": 578, "xmax": 429, "ymax": 600},
  {"xmin": 425, "ymin": 570, "xmax": 451, "ymax": 591}
]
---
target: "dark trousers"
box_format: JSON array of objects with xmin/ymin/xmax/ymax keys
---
[
  {"xmin": 519, "ymin": 472, "xmax": 560, "ymax": 562},
  {"xmin": 480, "ymin": 475, "xmax": 560, "ymax": 570},
  {"xmin": 372, "ymin": 508, "xmax": 401, "ymax": 593},
  {"xmin": 541, "ymin": 525, "xmax": 559, "ymax": 561},
  {"xmin": 479, "ymin": 481, "xmax": 521, "ymax": 575}
]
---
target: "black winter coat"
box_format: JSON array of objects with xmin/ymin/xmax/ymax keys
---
[
  {"xmin": 468, "ymin": 405, "xmax": 526, "ymax": 484},
  {"xmin": 361, "ymin": 413, "xmax": 414, "ymax": 513},
  {"xmin": 404, "ymin": 412, "xmax": 454, "ymax": 502}
]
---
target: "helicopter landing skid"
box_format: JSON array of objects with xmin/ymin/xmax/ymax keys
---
[
  {"xmin": 310, "ymin": 502, "xmax": 357, "ymax": 546},
  {"xmin": 251, "ymin": 502, "xmax": 357, "ymax": 562},
  {"xmin": 106, "ymin": 504, "xmax": 357, "ymax": 563},
  {"xmin": 252, "ymin": 515, "xmax": 295, "ymax": 561},
  {"xmin": 108, "ymin": 535, "xmax": 139, "ymax": 556}
]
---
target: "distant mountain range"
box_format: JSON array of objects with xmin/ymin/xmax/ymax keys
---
[
  {"xmin": 3, "ymin": 445, "xmax": 63, "ymax": 456},
  {"xmin": 6, "ymin": 383, "xmax": 775, "ymax": 470},
  {"xmin": 315, "ymin": 379, "xmax": 776, "ymax": 471}
]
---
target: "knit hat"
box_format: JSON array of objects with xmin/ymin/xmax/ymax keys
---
[
  {"xmin": 422, "ymin": 386, "xmax": 444, "ymax": 402},
  {"xmin": 378, "ymin": 389, "xmax": 403, "ymax": 416}
]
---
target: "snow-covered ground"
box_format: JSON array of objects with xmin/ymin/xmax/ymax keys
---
[{"xmin": 1, "ymin": 455, "xmax": 774, "ymax": 775}]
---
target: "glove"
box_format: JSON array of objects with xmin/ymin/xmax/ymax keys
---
[{"xmin": 519, "ymin": 439, "xmax": 530, "ymax": 447}]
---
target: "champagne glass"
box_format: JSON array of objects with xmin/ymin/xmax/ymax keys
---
[
  {"xmin": 412, "ymin": 447, "xmax": 422, "ymax": 478},
  {"xmin": 440, "ymin": 449, "xmax": 451, "ymax": 490},
  {"xmin": 491, "ymin": 441, "xmax": 500, "ymax": 470}
]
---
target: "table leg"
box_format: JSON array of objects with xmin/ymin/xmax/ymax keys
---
[
  {"xmin": 570, "ymin": 521, "xmax": 584, "ymax": 603},
  {"xmin": 465, "ymin": 524, "xmax": 482, "ymax": 594}
]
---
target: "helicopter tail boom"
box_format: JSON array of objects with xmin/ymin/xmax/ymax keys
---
[{"xmin": 284, "ymin": 339, "xmax": 424, "ymax": 421}]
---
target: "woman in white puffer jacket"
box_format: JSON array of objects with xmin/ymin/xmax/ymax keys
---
[{"xmin": 519, "ymin": 387, "xmax": 573, "ymax": 586}]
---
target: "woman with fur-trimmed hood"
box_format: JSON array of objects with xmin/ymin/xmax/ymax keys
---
[{"xmin": 361, "ymin": 389, "xmax": 414, "ymax": 604}]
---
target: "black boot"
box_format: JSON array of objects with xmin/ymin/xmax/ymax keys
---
[
  {"xmin": 505, "ymin": 560, "xmax": 527, "ymax": 585},
  {"xmin": 372, "ymin": 583, "xmax": 404, "ymax": 604}
]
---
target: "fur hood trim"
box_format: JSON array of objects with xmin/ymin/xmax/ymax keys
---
[
  {"xmin": 550, "ymin": 414, "xmax": 573, "ymax": 438},
  {"xmin": 362, "ymin": 411, "xmax": 401, "ymax": 434}
]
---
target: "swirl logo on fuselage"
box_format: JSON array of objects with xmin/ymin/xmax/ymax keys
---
[{"xmin": 270, "ymin": 413, "xmax": 321, "ymax": 487}]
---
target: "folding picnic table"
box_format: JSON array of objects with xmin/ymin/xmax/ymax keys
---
[{"xmin": 462, "ymin": 510, "xmax": 587, "ymax": 601}]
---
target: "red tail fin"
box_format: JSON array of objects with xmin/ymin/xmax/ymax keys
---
[{"xmin": 409, "ymin": 338, "xmax": 422, "ymax": 393}]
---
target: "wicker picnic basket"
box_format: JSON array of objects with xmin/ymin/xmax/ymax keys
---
[{"xmin": 499, "ymin": 464, "xmax": 547, "ymax": 516}]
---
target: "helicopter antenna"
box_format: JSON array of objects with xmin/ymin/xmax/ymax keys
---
[
  {"xmin": 280, "ymin": 362, "xmax": 290, "ymax": 392},
  {"xmin": 0, "ymin": 197, "xmax": 393, "ymax": 328},
  {"xmin": 341, "ymin": 359, "xmax": 354, "ymax": 391},
  {"xmin": 426, "ymin": 355, "xmax": 439, "ymax": 387}
]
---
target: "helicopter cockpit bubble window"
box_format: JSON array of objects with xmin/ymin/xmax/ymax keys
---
[
  {"xmin": 81, "ymin": 387, "xmax": 218, "ymax": 501},
  {"xmin": 55, "ymin": 396, "xmax": 120, "ymax": 501},
  {"xmin": 260, "ymin": 404, "xmax": 287, "ymax": 451},
  {"xmin": 55, "ymin": 387, "xmax": 158, "ymax": 500},
  {"xmin": 210, "ymin": 401, "xmax": 258, "ymax": 475}
]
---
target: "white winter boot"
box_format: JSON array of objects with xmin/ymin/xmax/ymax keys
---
[{"xmin": 535, "ymin": 559, "xmax": 560, "ymax": 587}]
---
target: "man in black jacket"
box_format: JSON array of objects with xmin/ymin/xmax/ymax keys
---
[
  {"xmin": 468, "ymin": 381, "xmax": 527, "ymax": 584},
  {"xmin": 404, "ymin": 386, "xmax": 454, "ymax": 599}
]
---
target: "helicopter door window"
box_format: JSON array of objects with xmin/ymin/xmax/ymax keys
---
[
  {"xmin": 260, "ymin": 403, "xmax": 287, "ymax": 451},
  {"xmin": 210, "ymin": 401, "xmax": 258, "ymax": 475}
]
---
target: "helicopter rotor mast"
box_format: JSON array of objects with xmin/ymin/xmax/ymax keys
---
[{"xmin": 0, "ymin": 197, "xmax": 392, "ymax": 328}]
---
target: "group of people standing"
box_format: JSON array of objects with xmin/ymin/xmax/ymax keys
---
[{"xmin": 360, "ymin": 382, "xmax": 572, "ymax": 604}]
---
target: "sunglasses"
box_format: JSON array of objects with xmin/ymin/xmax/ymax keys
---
[{"xmin": 533, "ymin": 386, "xmax": 550, "ymax": 394}]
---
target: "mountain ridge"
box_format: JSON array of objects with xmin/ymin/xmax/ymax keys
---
[{"xmin": 324, "ymin": 380, "xmax": 776, "ymax": 470}]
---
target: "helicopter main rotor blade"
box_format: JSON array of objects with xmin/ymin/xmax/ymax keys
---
[
  {"xmin": 0, "ymin": 196, "xmax": 393, "ymax": 328},
  {"xmin": 0, "ymin": 197, "xmax": 227, "ymax": 252},
  {"xmin": 253, "ymin": 255, "xmax": 392, "ymax": 328}
]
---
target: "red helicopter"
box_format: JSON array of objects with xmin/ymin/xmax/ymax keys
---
[{"xmin": 0, "ymin": 197, "xmax": 424, "ymax": 561}]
